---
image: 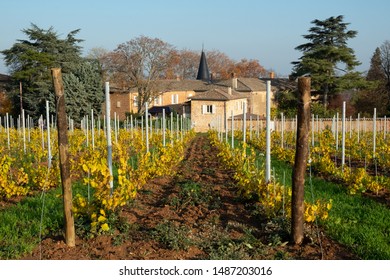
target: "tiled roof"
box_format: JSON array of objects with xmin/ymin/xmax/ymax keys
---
[
  {"xmin": 109, "ymin": 77, "xmax": 271, "ymax": 94},
  {"xmin": 110, "ymin": 79, "xmax": 210, "ymax": 93},
  {"xmin": 155, "ymin": 79, "xmax": 209, "ymax": 92},
  {"xmin": 213, "ymin": 77, "xmax": 267, "ymax": 91},
  {"xmin": 260, "ymin": 78, "xmax": 296, "ymax": 91},
  {"xmin": 191, "ymin": 88, "xmax": 248, "ymax": 101}
]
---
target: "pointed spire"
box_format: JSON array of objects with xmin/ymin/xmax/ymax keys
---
[{"xmin": 196, "ymin": 49, "xmax": 210, "ymax": 82}]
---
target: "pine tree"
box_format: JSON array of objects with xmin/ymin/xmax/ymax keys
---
[
  {"xmin": 292, "ymin": 15, "xmax": 365, "ymax": 109},
  {"xmin": 1, "ymin": 24, "xmax": 102, "ymax": 121},
  {"xmin": 63, "ymin": 59, "xmax": 104, "ymax": 123},
  {"xmin": 352, "ymin": 47, "xmax": 388, "ymax": 116},
  {"xmin": 367, "ymin": 48, "xmax": 386, "ymax": 81}
]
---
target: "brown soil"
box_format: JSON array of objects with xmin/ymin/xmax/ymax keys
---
[{"xmin": 22, "ymin": 134, "xmax": 358, "ymax": 260}]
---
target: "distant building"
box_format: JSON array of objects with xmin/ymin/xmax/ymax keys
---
[
  {"xmin": 190, "ymin": 87, "xmax": 248, "ymax": 132},
  {"xmin": 105, "ymin": 51, "xmax": 276, "ymax": 132}
]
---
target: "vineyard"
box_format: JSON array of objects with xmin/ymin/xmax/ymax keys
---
[{"xmin": 1, "ymin": 110, "xmax": 390, "ymax": 260}]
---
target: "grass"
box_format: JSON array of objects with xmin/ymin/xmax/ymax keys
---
[
  {"xmin": 271, "ymin": 156, "xmax": 390, "ymax": 259},
  {"xmin": 223, "ymin": 134, "xmax": 390, "ymax": 259},
  {"xmin": 0, "ymin": 188, "xmax": 63, "ymax": 259}
]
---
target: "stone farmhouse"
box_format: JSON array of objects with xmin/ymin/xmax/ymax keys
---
[{"xmin": 106, "ymin": 50, "xmax": 276, "ymax": 132}]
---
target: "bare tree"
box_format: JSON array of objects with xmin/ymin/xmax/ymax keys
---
[
  {"xmin": 170, "ymin": 49, "xmax": 200, "ymax": 80},
  {"xmin": 106, "ymin": 36, "xmax": 175, "ymax": 113},
  {"xmin": 206, "ymin": 50, "xmax": 235, "ymax": 80},
  {"xmin": 232, "ymin": 58, "xmax": 267, "ymax": 78}
]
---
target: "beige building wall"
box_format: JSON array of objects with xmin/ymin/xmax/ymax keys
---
[
  {"xmin": 154, "ymin": 90, "xmax": 195, "ymax": 106},
  {"xmin": 250, "ymin": 91, "xmax": 266, "ymax": 117},
  {"xmin": 108, "ymin": 89, "xmax": 196, "ymax": 120},
  {"xmin": 248, "ymin": 91, "xmax": 276, "ymax": 118},
  {"xmin": 191, "ymin": 97, "xmax": 247, "ymax": 132}
]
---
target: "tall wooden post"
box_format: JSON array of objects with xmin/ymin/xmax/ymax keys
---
[
  {"xmin": 291, "ymin": 77, "xmax": 311, "ymax": 245},
  {"xmin": 51, "ymin": 68, "xmax": 75, "ymax": 247}
]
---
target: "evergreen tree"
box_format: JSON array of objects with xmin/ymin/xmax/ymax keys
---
[
  {"xmin": 292, "ymin": 15, "xmax": 365, "ymax": 109},
  {"xmin": 1, "ymin": 23, "xmax": 103, "ymax": 121},
  {"xmin": 63, "ymin": 59, "xmax": 104, "ymax": 123},
  {"xmin": 353, "ymin": 47, "xmax": 389, "ymax": 116},
  {"xmin": 367, "ymin": 48, "xmax": 386, "ymax": 81}
]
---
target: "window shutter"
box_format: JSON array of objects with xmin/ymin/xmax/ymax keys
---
[
  {"xmin": 202, "ymin": 105, "xmax": 206, "ymax": 114},
  {"xmin": 212, "ymin": 105, "xmax": 216, "ymax": 114}
]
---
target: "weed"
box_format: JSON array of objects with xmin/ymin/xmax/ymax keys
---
[
  {"xmin": 199, "ymin": 224, "xmax": 266, "ymax": 260},
  {"xmin": 112, "ymin": 234, "xmax": 125, "ymax": 246},
  {"xmin": 166, "ymin": 180, "xmax": 213, "ymax": 210},
  {"xmin": 274, "ymin": 250, "xmax": 292, "ymax": 260},
  {"xmin": 0, "ymin": 188, "xmax": 63, "ymax": 259},
  {"xmin": 152, "ymin": 220, "xmax": 193, "ymax": 250},
  {"xmin": 201, "ymin": 167, "xmax": 215, "ymax": 176},
  {"xmin": 180, "ymin": 181, "xmax": 203, "ymax": 205}
]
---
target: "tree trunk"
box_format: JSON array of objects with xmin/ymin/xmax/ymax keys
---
[
  {"xmin": 51, "ymin": 68, "xmax": 76, "ymax": 247},
  {"xmin": 323, "ymin": 82, "xmax": 329, "ymax": 111},
  {"xmin": 291, "ymin": 77, "xmax": 311, "ymax": 245}
]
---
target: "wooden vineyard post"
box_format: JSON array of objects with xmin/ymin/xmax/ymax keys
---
[
  {"xmin": 291, "ymin": 77, "xmax": 311, "ymax": 245},
  {"xmin": 51, "ymin": 68, "xmax": 76, "ymax": 247}
]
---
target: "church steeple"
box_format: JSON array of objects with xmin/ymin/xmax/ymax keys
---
[{"xmin": 196, "ymin": 49, "xmax": 210, "ymax": 82}]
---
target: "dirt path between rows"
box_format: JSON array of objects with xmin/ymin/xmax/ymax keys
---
[{"xmin": 22, "ymin": 134, "xmax": 357, "ymax": 260}]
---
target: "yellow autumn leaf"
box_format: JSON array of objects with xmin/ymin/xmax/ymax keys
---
[
  {"xmin": 82, "ymin": 163, "xmax": 89, "ymax": 173},
  {"xmin": 321, "ymin": 212, "xmax": 329, "ymax": 220},
  {"xmin": 98, "ymin": 215, "xmax": 107, "ymax": 222},
  {"xmin": 327, "ymin": 200, "xmax": 333, "ymax": 210},
  {"xmin": 101, "ymin": 223, "xmax": 110, "ymax": 231}
]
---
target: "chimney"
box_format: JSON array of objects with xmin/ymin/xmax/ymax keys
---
[
  {"xmin": 228, "ymin": 87, "xmax": 232, "ymax": 95},
  {"xmin": 232, "ymin": 78, "xmax": 238, "ymax": 89},
  {"xmin": 270, "ymin": 71, "xmax": 275, "ymax": 79}
]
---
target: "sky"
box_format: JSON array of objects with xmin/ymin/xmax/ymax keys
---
[{"xmin": 1, "ymin": 0, "xmax": 390, "ymax": 77}]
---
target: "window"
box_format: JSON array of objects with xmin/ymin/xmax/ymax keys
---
[
  {"xmin": 202, "ymin": 104, "xmax": 215, "ymax": 114},
  {"xmin": 116, "ymin": 101, "xmax": 121, "ymax": 108},
  {"xmin": 133, "ymin": 96, "xmax": 138, "ymax": 107},
  {"xmin": 171, "ymin": 94, "xmax": 178, "ymax": 104}
]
